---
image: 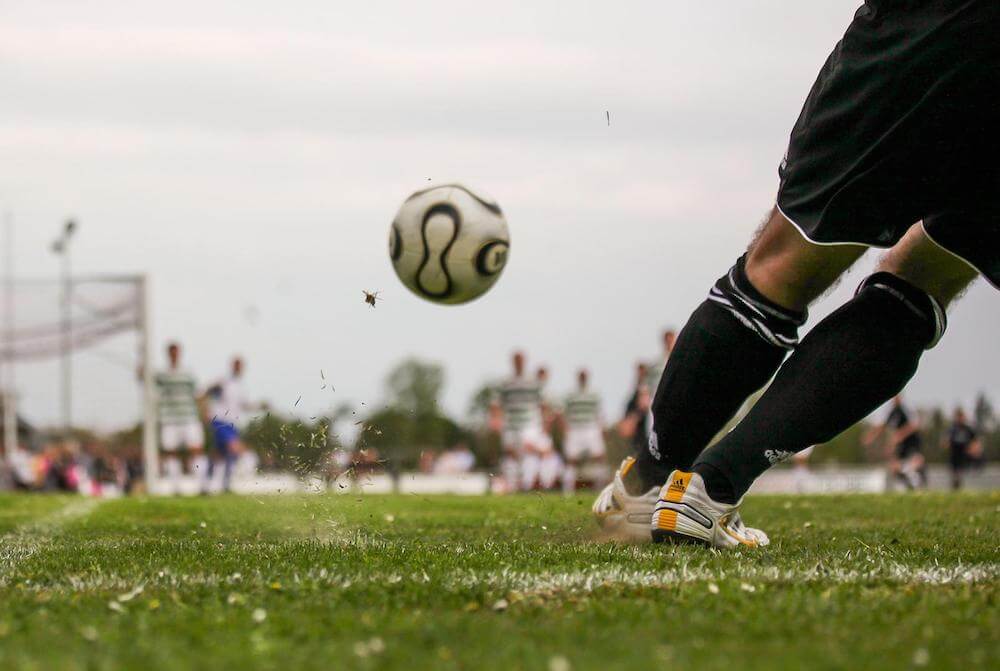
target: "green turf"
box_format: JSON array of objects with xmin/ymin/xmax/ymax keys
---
[{"xmin": 0, "ymin": 491, "xmax": 996, "ymax": 670}]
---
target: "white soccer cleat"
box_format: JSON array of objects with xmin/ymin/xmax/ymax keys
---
[
  {"xmin": 592, "ymin": 457, "xmax": 661, "ymax": 541},
  {"xmin": 651, "ymin": 470, "xmax": 769, "ymax": 548}
]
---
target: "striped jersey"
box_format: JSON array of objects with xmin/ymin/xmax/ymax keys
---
[
  {"xmin": 155, "ymin": 369, "xmax": 200, "ymax": 424},
  {"xmin": 645, "ymin": 356, "xmax": 668, "ymax": 394},
  {"xmin": 564, "ymin": 390, "xmax": 601, "ymax": 428},
  {"xmin": 497, "ymin": 377, "xmax": 543, "ymax": 431}
]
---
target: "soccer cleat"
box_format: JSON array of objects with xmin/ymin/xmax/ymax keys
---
[
  {"xmin": 592, "ymin": 456, "xmax": 661, "ymax": 541},
  {"xmin": 651, "ymin": 470, "xmax": 769, "ymax": 548}
]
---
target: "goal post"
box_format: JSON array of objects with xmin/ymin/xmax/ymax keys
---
[
  {"xmin": 0, "ymin": 273, "xmax": 158, "ymax": 491},
  {"xmin": 139, "ymin": 275, "xmax": 158, "ymax": 492}
]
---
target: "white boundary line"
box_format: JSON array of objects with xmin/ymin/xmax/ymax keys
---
[
  {"xmin": 0, "ymin": 498, "xmax": 102, "ymax": 584},
  {"xmin": 6, "ymin": 562, "xmax": 996, "ymax": 595}
]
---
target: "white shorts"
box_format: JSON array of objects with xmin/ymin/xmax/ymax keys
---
[
  {"xmin": 502, "ymin": 424, "xmax": 552, "ymax": 454},
  {"xmin": 520, "ymin": 451, "xmax": 563, "ymax": 490},
  {"xmin": 160, "ymin": 421, "xmax": 205, "ymax": 451},
  {"xmin": 563, "ymin": 425, "xmax": 605, "ymax": 461}
]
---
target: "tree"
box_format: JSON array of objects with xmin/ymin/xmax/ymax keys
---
[
  {"xmin": 974, "ymin": 392, "xmax": 995, "ymax": 432},
  {"xmin": 466, "ymin": 381, "xmax": 499, "ymax": 423},
  {"xmin": 386, "ymin": 359, "xmax": 444, "ymax": 417},
  {"xmin": 358, "ymin": 358, "xmax": 459, "ymax": 469}
]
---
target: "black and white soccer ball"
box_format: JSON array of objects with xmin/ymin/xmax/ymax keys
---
[{"xmin": 389, "ymin": 184, "xmax": 510, "ymax": 305}]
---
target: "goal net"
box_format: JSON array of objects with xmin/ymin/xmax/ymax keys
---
[{"xmin": 0, "ymin": 275, "xmax": 157, "ymax": 488}]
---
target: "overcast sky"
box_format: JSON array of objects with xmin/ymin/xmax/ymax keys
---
[{"xmin": 2, "ymin": 0, "xmax": 997, "ymax": 433}]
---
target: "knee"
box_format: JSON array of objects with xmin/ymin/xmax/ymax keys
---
[
  {"xmin": 746, "ymin": 208, "xmax": 863, "ymax": 310},
  {"xmin": 706, "ymin": 254, "xmax": 807, "ymax": 351},
  {"xmin": 877, "ymin": 225, "xmax": 979, "ymax": 307},
  {"xmin": 855, "ymin": 272, "xmax": 946, "ymax": 349}
]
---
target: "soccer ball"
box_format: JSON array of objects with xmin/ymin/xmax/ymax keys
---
[{"xmin": 389, "ymin": 183, "xmax": 510, "ymax": 304}]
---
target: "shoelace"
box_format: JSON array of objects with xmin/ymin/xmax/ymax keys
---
[
  {"xmin": 728, "ymin": 511, "xmax": 767, "ymax": 542},
  {"xmin": 727, "ymin": 511, "xmax": 751, "ymax": 537}
]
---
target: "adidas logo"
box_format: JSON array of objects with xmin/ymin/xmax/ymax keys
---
[{"xmin": 667, "ymin": 478, "xmax": 686, "ymax": 494}]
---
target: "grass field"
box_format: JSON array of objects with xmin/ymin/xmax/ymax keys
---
[{"xmin": 0, "ymin": 491, "xmax": 997, "ymax": 670}]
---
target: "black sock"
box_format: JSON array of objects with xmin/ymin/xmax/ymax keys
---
[
  {"xmin": 637, "ymin": 255, "xmax": 805, "ymax": 490},
  {"xmin": 694, "ymin": 272, "xmax": 945, "ymax": 502}
]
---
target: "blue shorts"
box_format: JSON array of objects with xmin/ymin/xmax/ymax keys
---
[{"xmin": 211, "ymin": 419, "xmax": 240, "ymax": 452}]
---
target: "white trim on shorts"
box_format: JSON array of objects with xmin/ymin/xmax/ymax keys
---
[
  {"xmin": 919, "ymin": 220, "xmax": 997, "ymax": 291},
  {"xmin": 776, "ymin": 203, "xmax": 994, "ymax": 290},
  {"xmin": 775, "ymin": 201, "xmax": 879, "ymax": 249}
]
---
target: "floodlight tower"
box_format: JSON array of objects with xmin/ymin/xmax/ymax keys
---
[{"xmin": 51, "ymin": 219, "xmax": 77, "ymax": 437}]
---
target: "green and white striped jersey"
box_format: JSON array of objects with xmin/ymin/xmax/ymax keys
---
[
  {"xmin": 155, "ymin": 369, "xmax": 200, "ymax": 425},
  {"xmin": 645, "ymin": 356, "xmax": 668, "ymax": 394},
  {"xmin": 564, "ymin": 390, "xmax": 601, "ymax": 428},
  {"xmin": 497, "ymin": 377, "xmax": 543, "ymax": 431}
]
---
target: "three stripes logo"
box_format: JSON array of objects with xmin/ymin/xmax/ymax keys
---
[{"xmin": 666, "ymin": 473, "xmax": 691, "ymax": 501}]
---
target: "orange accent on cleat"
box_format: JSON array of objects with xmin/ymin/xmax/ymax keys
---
[{"xmin": 664, "ymin": 471, "xmax": 692, "ymax": 503}]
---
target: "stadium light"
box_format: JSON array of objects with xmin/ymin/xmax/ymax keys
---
[{"xmin": 50, "ymin": 218, "xmax": 78, "ymax": 438}]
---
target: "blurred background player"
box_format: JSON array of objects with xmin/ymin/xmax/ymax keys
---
[
  {"xmin": 206, "ymin": 355, "xmax": 253, "ymax": 493},
  {"xmin": 433, "ymin": 440, "xmax": 476, "ymax": 475},
  {"xmin": 489, "ymin": 351, "xmax": 546, "ymax": 492},
  {"xmin": 863, "ymin": 395, "xmax": 926, "ymax": 490},
  {"xmin": 619, "ymin": 362, "xmax": 651, "ymax": 456},
  {"xmin": 943, "ymin": 407, "xmax": 981, "ymax": 490},
  {"xmin": 645, "ymin": 329, "xmax": 676, "ymax": 394},
  {"xmin": 592, "ymin": 361, "xmax": 658, "ymax": 538},
  {"xmin": 527, "ymin": 364, "xmax": 562, "ymax": 490},
  {"xmin": 535, "ymin": 365, "xmax": 558, "ymax": 440},
  {"xmin": 155, "ymin": 342, "xmax": 208, "ymax": 494},
  {"xmin": 561, "ymin": 368, "xmax": 606, "ymax": 493},
  {"xmin": 792, "ymin": 445, "xmax": 814, "ymax": 493},
  {"xmin": 592, "ymin": 362, "xmax": 657, "ymax": 533}
]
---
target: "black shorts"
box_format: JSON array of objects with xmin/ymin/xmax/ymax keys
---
[
  {"xmin": 949, "ymin": 446, "xmax": 968, "ymax": 471},
  {"xmin": 895, "ymin": 438, "xmax": 922, "ymax": 460},
  {"xmin": 777, "ymin": 0, "xmax": 1000, "ymax": 290}
]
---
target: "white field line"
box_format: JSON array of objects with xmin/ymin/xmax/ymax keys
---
[
  {"xmin": 0, "ymin": 498, "xmax": 102, "ymax": 585},
  {"xmin": 8, "ymin": 561, "xmax": 998, "ymax": 597}
]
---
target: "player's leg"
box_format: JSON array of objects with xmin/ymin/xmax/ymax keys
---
[
  {"xmin": 638, "ymin": 208, "xmax": 863, "ymax": 489},
  {"xmin": 910, "ymin": 451, "xmax": 928, "ymax": 489},
  {"xmin": 499, "ymin": 433, "xmax": 520, "ymax": 494},
  {"xmin": 222, "ymin": 438, "xmax": 245, "ymax": 493},
  {"xmin": 184, "ymin": 422, "xmax": 209, "ymax": 494},
  {"xmin": 561, "ymin": 430, "xmax": 576, "ymax": 494},
  {"xmin": 519, "ymin": 450, "xmax": 540, "ymax": 492},
  {"xmin": 538, "ymin": 450, "xmax": 562, "ymax": 491},
  {"xmin": 949, "ymin": 447, "xmax": 963, "ymax": 490},
  {"xmin": 895, "ymin": 458, "xmax": 914, "ymax": 491},
  {"xmin": 565, "ymin": 461, "xmax": 582, "ymax": 494},
  {"xmin": 888, "ymin": 454, "xmax": 913, "ymax": 491},
  {"xmin": 653, "ymin": 226, "xmax": 979, "ymax": 546},
  {"xmin": 212, "ymin": 420, "xmax": 241, "ymax": 493},
  {"xmin": 692, "ymin": 223, "xmax": 978, "ymax": 505},
  {"xmin": 792, "ymin": 445, "xmax": 813, "ymax": 493},
  {"xmin": 587, "ymin": 427, "xmax": 609, "ymax": 489},
  {"xmin": 562, "ymin": 459, "xmax": 580, "ymax": 495},
  {"xmin": 561, "ymin": 429, "xmax": 584, "ymax": 494},
  {"xmin": 159, "ymin": 424, "xmax": 184, "ymax": 494}
]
